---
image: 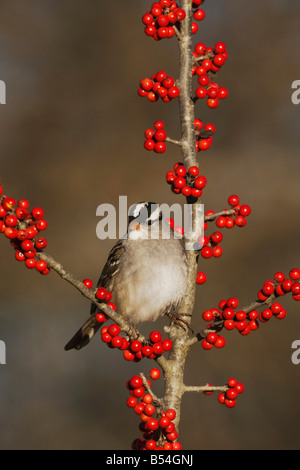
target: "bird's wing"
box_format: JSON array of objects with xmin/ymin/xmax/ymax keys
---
[{"xmin": 90, "ymin": 239, "xmax": 125, "ymax": 315}]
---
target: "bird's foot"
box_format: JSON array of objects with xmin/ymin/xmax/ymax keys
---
[
  {"xmin": 166, "ymin": 312, "xmax": 194, "ymax": 333},
  {"xmin": 128, "ymin": 324, "xmax": 140, "ymax": 341}
]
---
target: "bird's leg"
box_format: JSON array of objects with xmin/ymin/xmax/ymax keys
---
[
  {"xmin": 127, "ymin": 323, "xmax": 140, "ymax": 341},
  {"xmin": 166, "ymin": 312, "xmax": 194, "ymax": 333}
]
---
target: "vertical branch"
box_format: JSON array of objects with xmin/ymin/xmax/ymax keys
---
[
  {"xmin": 178, "ymin": 0, "xmax": 197, "ymax": 170},
  {"xmin": 162, "ymin": 0, "xmax": 199, "ymax": 433}
]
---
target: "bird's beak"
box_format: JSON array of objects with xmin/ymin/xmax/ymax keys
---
[{"xmin": 129, "ymin": 221, "xmax": 141, "ymax": 231}]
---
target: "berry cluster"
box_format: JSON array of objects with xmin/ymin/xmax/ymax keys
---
[
  {"xmin": 166, "ymin": 162, "xmax": 207, "ymax": 198},
  {"xmin": 201, "ymin": 269, "xmax": 300, "ymax": 349},
  {"xmin": 198, "ymin": 229, "xmax": 223, "ymax": 260},
  {"xmin": 214, "ymin": 194, "xmax": 251, "ymax": 229},
  {"xmin": 127, "ymin": 372, "xmax": 181, "ymax": 450},
  {"xmin": 144, "ymin": 120, "xmax": 167, "ymax": 154},
  {"xmin": 192, "ymin": 42, "xmax": 228, "ymax": 108},
  {"xmin": 201, "ymin": 331, "xmax": 226, "ymax": 350},
  {"xmin": 194, "ymin": 119, "xmax": 215, "ymax": 152},
  {"xmin": 217, "ymin": 378, "xmax": 244, "ymax": 409},
  {"xmin": 142, "ymin": 1, "xmax": 185, "ymax": 40},
  {"xmin": 138, "ymin": 72, "xmax": 179, "ymax": 103},
  {"xmin": 257, "ymin": 269, "xmax": 300, "ymax": 303},
  {"xmin": 100, "ymin": 325, "xmax": 173, "ymax": 362},
  {"xmin": 0, "ymin": 186, "xmax": 49, "ymax": 274}
]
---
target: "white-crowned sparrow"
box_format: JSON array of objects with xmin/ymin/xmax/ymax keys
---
[{"xmin": 65, "ymin": 202, "xmax": 187, "ymax": 351}]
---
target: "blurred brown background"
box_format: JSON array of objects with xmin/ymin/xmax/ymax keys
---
[{"xmin": 0, "ymin": 0, "xmax": 299, "ymax": 450}]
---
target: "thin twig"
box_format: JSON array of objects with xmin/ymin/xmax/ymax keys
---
[
  {"xmin": 183, "ymin": 384, "xmax": 228, "ymax": 393},
  {"xmin": 140, "ymin": 372, "xmax": 162, "ymax": 405},
  {"xmin": 173, "ymin": 24, "xmax": 183, "ymax": 42},
  {"xmin": 204, "ymin": 208, "xmax": 237, "ymax": 221},
  {"xmin": 35, "ymin": 251, "xmax": 146, "ymax": 342},
  {"xmin": 165, "ymin": 136, "xmax": 183, "ymax": 146}
]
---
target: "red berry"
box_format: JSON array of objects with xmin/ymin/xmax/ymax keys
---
[
  {"xmin": 175, "ymin": 8, "xmax": 186, "ymax": 21},
  {"xmin": 224, "ymin": 319, "xmax": 235, "ymax": 330},
  {"xmin": 108, "ymin": 324, "xmax": 121, "ymax": 337},
  {"xmin": 227, "ymin": 377, "xmax": 237, "ymax": 388},
  {"xmin": 211, "ymin": 231, "xmax": 223, "ymax": 245},
  {"xmin": 206, "ymin": 332, "xmax": 218, "ymax": 344},
  {"xmin": 111, "ymin": 336, "xmax": 123, "ymax": 348},
  {"xmin": 194, "ymin": 175, "xmax": 207, "ymax": 189},
  {"xmin": 4, "ymin": 227, "xmax": 17, "ymax": 239},
  {"xmin": 154, "ymin": 141, "xmax": 167, "ymax": 153},
  {"xmin": 5, "ymin": 215, "xmax": 18, "ymax": 227},
  {"xmin": 175, "ymin": 165, "xmax": 187, "ymax": 177},
  {"xmin": 2, "ymin": 197, "xmax": 16, "ymax": 211},
  {"xmin": 201, "ymin": 247, "xmax": 213, "ymax": 259},
  {"xmin": 35, "ymin": 260, "xmax": 48, "ymax": 272},
  {"xmin": 193, "ymin": 9, "xmax": 205, "ymax": 21},
  {"xmin": 150, "ymin": 368, "xmax": 161, "ymax": 380},
  {"xmin": 129, "ymin": 376, "xmax": 143, "ymax": 389},
  {"xmin": 162, "ymin": 339, "xmax": 172, "ymax": 351},
  {"xmin": 15, "ymin": 250, "xmax": 25, "ymax": 262},
  {"xmin": 123, "ymin": 350, "xmax": 135, "ymax": 361},
  {"xmin": 25, "ymin": 258, "xmax": 37, "ymax": 269},
  {"xmin": 215, "ymin": 42, "xmax": 226, "ymax": 53},
  {"xmin": 153, "ymin": 342, "xmax": 164, "ymax": 355},
  {"xmin": 31, "ymin": 207, "xmax": 44, "ymax": 220},
  {"xmin": 130, "ymin": 340, "xmax": 142, "ymax": 353},
  {"xmin": 149, "ymin": 331, "xmax": 162, "ymax": 343},
  {"xmin": 36, "ymin": 219, "xmax": 47, "ymax": 231},
  {"xmin": 146, "ymin": 418, "xmax": 159, "ymax": 431},
  {"xmin": 218, "ymin": 87, "xmax": 228, "ymax": 99},
  {"xmin": 216, "ymin": 216, "xmax": 227, "ymax": 228},
  {"xmin": 181, "ymin": 186, "xmax": 192, "ymax": 197},
  {"xmin": 144, "ymin": 404, "xmax": 155, "ymax": 416},
  {"xmin": 144, "ymin": 139, "xmax": 155, "ymax": 151},
  {"xmin": 192, "ymin": 22, "xmax": 199, "ymax": 34},
  {"xmin": 195, "ymin": 87, "xmax": 207, "ymax": 99},
  {"xmin": 188, "ymin": 166, "xmax": 199, "ymax": 177},
  {"xmin": 158, "ymin": 416, "xmax": 170, "ymax": 428},
  {"xmin": 271, "ymin": 302, "xmax": 283, "ymax": 315},
  {"xmin": 35, "ymin": 237, "xmax": 47, "ymax": 250},
  {"xmin": 127, "ymin": 396, "xmax": 138, "ymax": 408},
  {"xmin": 235, "ymin": 382, "xmax": 245, "ymax": 394},
  {"xmin": 140, "ymin": 78, "xmax": 153, "ymax": 91},
  {"xmin": 141, "ymin": 345, "xmax": 153, "ymax": 357},
  {"xmin": 196, "ymin": 271, "xmax": 207, "ymax": 284},
  {"xmin": 214, "ymin": 336, "xmax": 226, "ymax": 348},
  {"xmin": 218, "ymin": 393, "xmax": 225, "ymax": 404},
  {"xmin": 96, "ymin": 287, "xmax": 107, "ymax": 301},
  {"xmin": 274, "ymin": 271, "xmax": 285, "ymax": 282},
  {"xmin": 226, "ymin": 388, "xmax": 238, "ymax": 400},
  {"xmin": 290, "ymin": 268, "xmax": 300, "ymax": 280},
  {"xmin": 202, "ymin": 339, "xmax": 213, "ymax": 350},
  {"xmin": 83, "ymin": 279, "xmax": 93, "ymax": 289},
  {"xmin": 239, "ymin": 204, "xmax": 251, "ymax": 217},
  {"xmin": 142, "ymin": 394, "xmax": 153, "ymax": 404},
  {"xmin": 202, "ymin": 310, "xmax": 213, "ymax": 322},
  {"xmin": 225, "ymin": 398, "xmax": 236, "ymax": 408},
  {"xmin": 207, "ymin": 98, "xmax": 219, "ymax": 108},
  {"xmin": 228, "ymin": 194, "xmax": 239, "ymax": 206},
  {"xmin": 21, "ymin": 239, "xmax": 34, "ymax": 251}
]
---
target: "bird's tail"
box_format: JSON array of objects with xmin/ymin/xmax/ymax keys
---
[{"xmin": 64, "ymin": 315, "xmax": 100, "ymax": 351}]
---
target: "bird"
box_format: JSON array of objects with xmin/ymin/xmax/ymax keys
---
[{"xmin": 64, "ymin": 202, "xmax": 188, "ymax": 351}]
